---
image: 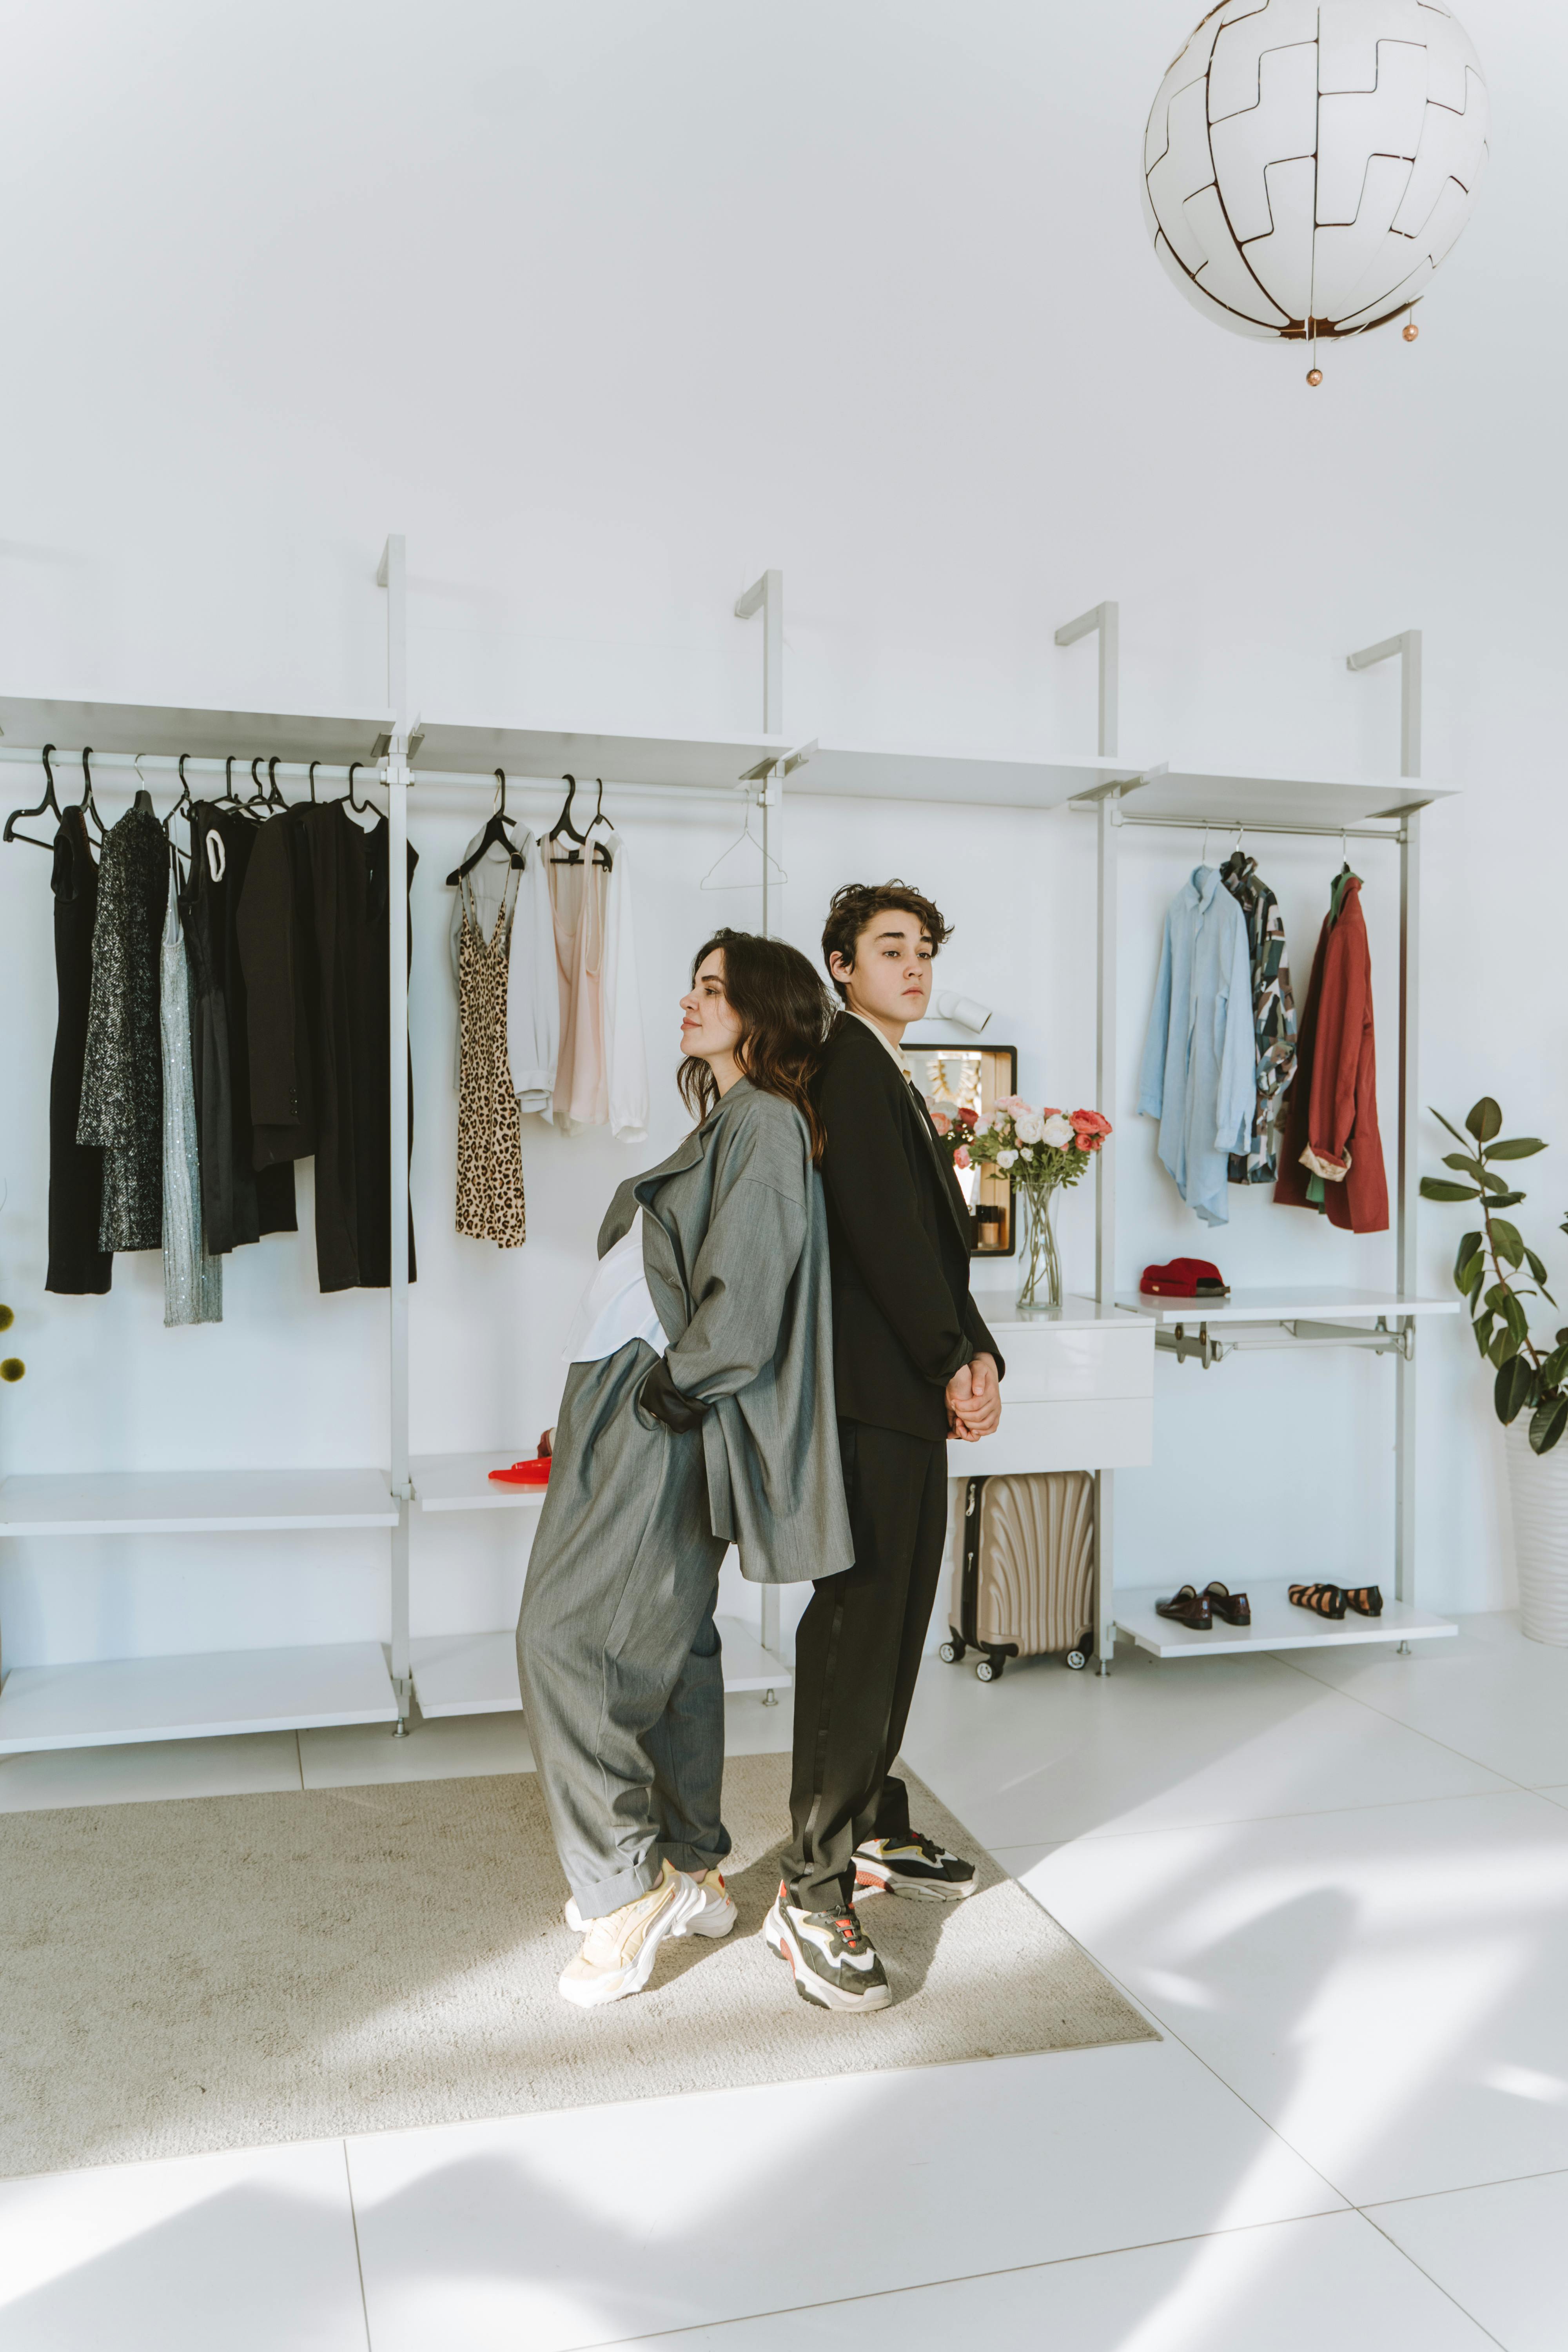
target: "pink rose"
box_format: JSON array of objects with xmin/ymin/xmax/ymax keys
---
[
  {"xmin": 930, "ymin": 1109, "xmax": 951, "ymax": 1135},
  {"xmin": 953, "ymin": 1146, "xmax": 971, "ymax": 1170}
]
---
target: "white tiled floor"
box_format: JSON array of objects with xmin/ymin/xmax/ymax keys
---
[{"xmin": 4, "ymin": 1616, "xmax": 1566, "ymax": 2347}]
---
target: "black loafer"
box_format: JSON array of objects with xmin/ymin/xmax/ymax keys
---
[
  {"xmin": 1204, "ymin": 1581, "xmax": 1251, "ymax": 1626},
  {"xmin": 1156, "ymin": 1584, "xmax": 1212, "ymax": 1630}
]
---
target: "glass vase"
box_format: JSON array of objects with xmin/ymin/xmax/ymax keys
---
[{"xmin": 1016, "ymin": 1177, "xmax": 1063, "ymax": 1315}]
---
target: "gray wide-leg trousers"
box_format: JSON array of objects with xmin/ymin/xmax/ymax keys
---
[{"xmin": 517, "ymin": 1338, "xmax": 732, "ymax": 1921}]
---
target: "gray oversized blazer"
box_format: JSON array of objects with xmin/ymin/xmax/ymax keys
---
[{"xmin": 598, "ymin": 1079, "xmax": 853, "ymax": 1587}]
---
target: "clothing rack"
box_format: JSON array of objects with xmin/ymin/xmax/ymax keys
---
[
  {"xmin": 0, "ymin": 541, "xmax": 795, "ymax": 1756},
  {"xmin": 1067, "ymin": 617, "xmax": 1458, "ymax": 1667}
]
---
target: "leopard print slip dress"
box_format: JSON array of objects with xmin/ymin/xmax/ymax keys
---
[{"xmin": 455, "ymin": 863, "xmax": 527, "ymax": 1247}]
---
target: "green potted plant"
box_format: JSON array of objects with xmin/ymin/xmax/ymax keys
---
[{"xmin": 1421, "ymin": 1096, "xmax": 1568, "ymax": 1644}]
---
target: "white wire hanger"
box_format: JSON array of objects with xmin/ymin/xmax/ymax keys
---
[{"xmin": 701, "ymin": 791, "xmax": 787, "ymax": 893}]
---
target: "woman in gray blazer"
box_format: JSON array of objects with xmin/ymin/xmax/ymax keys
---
[{"xmin": 518, "ymin": 928, "xmax": 850, "ymax": 2009}]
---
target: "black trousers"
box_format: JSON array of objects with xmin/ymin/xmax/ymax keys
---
[{"xmin": 783, "ymin": 1419, "xmax": 950, "ymax": 1913}]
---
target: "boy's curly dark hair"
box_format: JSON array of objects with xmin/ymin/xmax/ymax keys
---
[{"xmin": 820, "ymin": 880, "xmax": 953, "ymax": 1004}]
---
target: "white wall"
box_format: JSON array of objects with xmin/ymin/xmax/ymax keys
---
[{"xmin": 1, "ymin": 0, "xmax": 1561, "ymax": 1664}]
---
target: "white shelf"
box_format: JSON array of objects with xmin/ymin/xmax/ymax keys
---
[
  {"xmin": 413, "ymin": 723, "xmax": 786, "ymax": 790},
  {"xmin": 0, "ymin": 1467, "xmax": 399, "ymax": 1537},
  {"xmin": 969, "ymin": 1289, "xmax": 1136, "ymax": 1332},
  {"xmin": 410, "ymin": 1454, "xmax": 549, "ymax": 1515},
  {"xmin": 1105, "ymin": 766, "xmax": 1453, "ymax": 829},
  {"xmin": 0, "ymin": 1641, "xmax": 399, "ymax": 1753},
  {"xmin": 0, "ymin": 694, "xmax": 396, "ymax": 766},
  {"xmin": 410, "ymin": 1616, "xmax": 791, "ymax": 1719},
  {"xmin": 1117, "ymin": 1287, "xmax": 1463, "ymax": 1328},
  {"xmin": 783, "ymin": 740, "xmax": 1156, "ymax": 810},
  {"xmin": 1116, "ymin": 1581, "xmax": 1456, "ymax": 1660}
]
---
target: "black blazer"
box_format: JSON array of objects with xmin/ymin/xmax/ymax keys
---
[{"xmin": 811, "ymin": 1016, "xmax": 1004, "ymax": 1443}]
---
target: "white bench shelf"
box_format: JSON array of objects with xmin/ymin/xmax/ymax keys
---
[
  {"xmin": 0, "ymin": 1641, "xmax": 399, "ymax": 1755},
  {"xmin": 1115, "ymin": 1581, "xmax": 1458, "ymax": 1661}
]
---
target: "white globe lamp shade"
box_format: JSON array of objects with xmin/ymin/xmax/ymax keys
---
[{"xmin": 1143, "ymin": 0, "xmax": 1489, "ymax": 346}]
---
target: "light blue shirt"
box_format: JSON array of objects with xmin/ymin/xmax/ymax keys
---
[{"xmin": 1138, "ymin": 867, "xmax": 1257, "ymax": 1229}]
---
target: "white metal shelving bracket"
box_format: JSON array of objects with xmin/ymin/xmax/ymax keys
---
[
  {"xmin": 381, "ymin": 534, "xmax": 413, "ymax": 1732},
  {"xmin": 734, "ymin": 569, "xmax": 783, "ymax": 943},
  {"xmin": 1056, "ymin": 601, "xmax": 1121, "ymax": 1675},
  {"xmin": 734, "ymin": 568, "xmax": 786, "ymax": 1671},
  {"xmin": 1348, "ymin": 628, "xmax": 1423, "ymax": 1612}
]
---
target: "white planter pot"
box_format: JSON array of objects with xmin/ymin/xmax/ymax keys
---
[{"xmin": 1505, "ymin": 1420, "xmax": 1568, "ymax": 1646}]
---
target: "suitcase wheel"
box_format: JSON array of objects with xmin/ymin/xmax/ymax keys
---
[
  {"xmin": 975, "ymin": 1652, "xmax": 1004, "ymax": 1684},
  {"xmin": 938, "ymin": 1635, "xmax": 965, "ymax": 1665},
  {"xmin": 1064, "ymin": 1639, "xmax": 1091, "ymax": 1671}
]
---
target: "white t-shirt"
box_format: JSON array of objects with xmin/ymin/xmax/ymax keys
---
[{"xmin": 562, "ymin": 1210, "xmax": 666, "ymax": 1365}]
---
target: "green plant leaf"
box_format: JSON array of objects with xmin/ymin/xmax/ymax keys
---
[
  {"xmin": 1489, "ymin": 1138, "xmax": 1548, "ymax": 1161},
  {"xmin": 1461, "ymin": 1258, "xmax": 1486, "ymax": 1306},
  {"xmin": 1496, "ymin": 1353, "xmax": 1538, "ymax": 1424},
  {"xmin": 1454, "ymin": 1230, "xmax": 1482, "ymax": 1281},
  {"xmin": 1479, "ymin": 1168, "xmax": 1513, "ymax": 1194},
  {"xmin": 1474, "ymin": 1311, "xmax": 1496, "ymax": 1357},
  {"xmin": 1503, "ymin": 1290, "xmax": 1530, "ymax": 1343},
  {"xmin": 1491, "ymin": 1326, "xmax": 1521, "ymax": 1367},
  {"xmin": 1443, "ymin": 1152, "xmax": 1485, "ymax": 1177},
  {"xmin": 1484, "ymin": 1281, "xmax": 1514, "ymax": 1312},
  {"xmin": 1492, "ymin": 1219, "xmax": 1526, "ymax": 1270},
  {"xmin": 1421, "ymin": 1179, "xmax": 1482, "ymax": 1202},
  {"xmin": 1531, "ymin": 1394, "xmax": 1568, "ymax": 1455},
  {"xmin": 1430, "ymin": 1107, "xmax": 1473, "ymax": 1148},
  {"xmin": 1467, "ymin": 1097, "xmax": 1504, "ymax": 1143},
  {"xmin": 1539, "ymin": 1343, "xmax": 1568, "ymax": 1392},
  {"xmin": 1487, "ymin": 1190, "xmax": 1527, "ymax": 1209},
  {"xmin": 1526, "ymin": 1247, "xmax": 1552, "ymax": 1285}
]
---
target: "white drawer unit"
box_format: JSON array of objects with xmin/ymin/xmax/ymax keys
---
[{"xmin": 947, "ymin": 1294, "xmax": 1153, "ymax": 1476}]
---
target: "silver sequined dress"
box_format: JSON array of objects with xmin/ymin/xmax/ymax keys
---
[{"xmin": 160, "ymin": 866, "xmax": 223, "ymax": 1326}]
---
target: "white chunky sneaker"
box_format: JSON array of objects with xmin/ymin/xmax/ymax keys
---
[
  {"xmin": 557, "ymin": 1859, "xmax": 704, "ymax": 2009},
  {"xmin": 854, "ymin": 1831, "xmax": 978, "ymax": 1902},
  {"xmin": 764, "ymin": 1881, "xmax": 892, "ymax": 2013},
  {"xmin": 564, "ymin": 1867, "xmax": 736, "ymax": 1940}
]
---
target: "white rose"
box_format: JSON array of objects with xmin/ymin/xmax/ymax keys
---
[
  {"xmin": 1014, "ymin": 1111, "xmax": 1044, "ymax": 1145},
  {"xmin": 1042, "ymin": 1113, "xmax": 1075, "ymax": 1148},
  {"xmin": 996, "ymin": 1147, "xmax": 1017, "ymax": 1169}
]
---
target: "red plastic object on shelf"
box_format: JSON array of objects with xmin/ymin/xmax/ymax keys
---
[{"xmin": 488, "ymin": 1431, "xmax": 554, "ymax": 1488}]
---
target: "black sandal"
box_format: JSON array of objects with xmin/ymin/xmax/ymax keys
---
[
  {"xmin": 1204, "ymin": 1581, "xmax": 1251, "ymax": 1626},
  {"xmin": 1289, "ymin": 1583, "xmax": 1347, "ymax": 1620},
  {"xmin": 1343, "ymin": 1586, "xmax": 1383, "ymax": 1617}
]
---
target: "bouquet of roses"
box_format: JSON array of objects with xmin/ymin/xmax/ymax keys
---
[{"xmin": 968, "ymin": 1097, "xmax": 1112, "ymax": 1187}]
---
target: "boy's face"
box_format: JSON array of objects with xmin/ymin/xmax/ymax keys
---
[{"xmin": 829, "ymin": 910, "xmax": 933, "ymax": 1031}]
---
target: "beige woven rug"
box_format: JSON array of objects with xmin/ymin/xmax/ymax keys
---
[{"xmin": 0, "ymin": 1754, "xmax": 1153, "ymax": 2178}]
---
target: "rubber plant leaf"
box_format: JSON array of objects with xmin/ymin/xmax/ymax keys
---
[
  {"xmin": 1421, "ymin": 1180, "xmax": 1482, "ymax": 1202},
  {"xmin": 1489, "ymin": 1138, "xmax": 1548, "ymax": 1160},
  {"xmin": 1530, "ymin": 1393, "xmax": 1568, "ymax": 1455},
  {"xmin": 1496, "ymin": 1353, "xmax": 1537, "ymax": 1424},
  {"xmin": 1491, "ymin": 1219, "xmax": 1526, "ymax": 1270},
  {"xmin": 1466, "ymin": 1097, "xmax": 1503, "ymax": 1143}
]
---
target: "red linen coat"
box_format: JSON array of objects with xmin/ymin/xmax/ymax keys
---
[{"xmin": 1274, "ymin": 875, "xmax": 1388, "ymax": 1234}]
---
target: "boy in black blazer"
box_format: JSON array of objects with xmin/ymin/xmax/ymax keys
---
[{"xmin": 766, "ymin": 882, "xmax": 1004, "ymax": 2012}]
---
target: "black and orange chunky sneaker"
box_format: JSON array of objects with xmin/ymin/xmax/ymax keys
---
[
  {"xmin": 854, "ymin": 1831, "xmax": 978, "ymax": 1902},
  {"xmin": 764, "ymin": 1883, "xmax": 893, "ymax": 2013}
]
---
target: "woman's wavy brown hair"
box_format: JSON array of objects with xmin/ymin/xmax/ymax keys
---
[{"xmin": 677, "ymin": 929, "xmax": 836, "ymax": 1161}]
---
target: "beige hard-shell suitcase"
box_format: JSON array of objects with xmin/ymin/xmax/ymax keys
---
[{"xmin": 942, "ymin": 1472, "xmax": 1096, "ymax": 1684}]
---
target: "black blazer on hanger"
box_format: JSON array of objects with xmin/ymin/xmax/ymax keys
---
[{"xmin": 810, "ymin": 1015, "xmax": 1004, "ymax": 1444}]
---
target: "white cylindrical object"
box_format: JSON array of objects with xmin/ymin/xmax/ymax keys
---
[
  {"xmin": 1504, "ymin": 1421, "xmax": 1568, "ymax": 1646},
  {"xmin": 935, "ymin": 991, "xmax": 992, "ymax": 1033}
]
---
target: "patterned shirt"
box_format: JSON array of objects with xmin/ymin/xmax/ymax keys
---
[{"xmin": 1221, "ymin": 853, "xmax": 1297, "ymax": 1185}]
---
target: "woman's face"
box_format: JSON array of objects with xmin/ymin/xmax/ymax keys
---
[{"xmin": 680, "ymin": 949, "xmax": 744, "ymax": 1069}]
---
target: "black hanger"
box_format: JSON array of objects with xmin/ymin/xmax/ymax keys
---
[
  {"xmin": 79, "ymin": 748, "xmax": 109, "ymax": 840},
  {"xmin": 344, "ymin": 760, "xmax": 377, "ymax": 815},
  {"xmin": 2, "ymin": 741, "xmax": 64, "ymax": 850},
  {"xmin": 583, "ymin": 777, "xmax": 613, "ymax": 869},
  {"xmin": 447, "ymin": 768, "xmax": 525, "ymax": 886},
  {"xmin": 164, "ymin": 753, "xmax": 196, "ymax": 840},
  {"xmin": 307, "ymin": 760, "xmax": 319, "ymax": 804},
  {"xmin": 211, "ymin": 755, "xmax": 243, "ymax": 812}
]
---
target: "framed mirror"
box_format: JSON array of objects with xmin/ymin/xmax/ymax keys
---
[{"xmin": 902, "ymin": 1043, "xmax": 1019, "ymax": 1257}]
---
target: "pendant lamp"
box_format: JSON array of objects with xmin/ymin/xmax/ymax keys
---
[{"xmin": 1142, "ymin": 0, "xmax": 1489, "ymax": 380}]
